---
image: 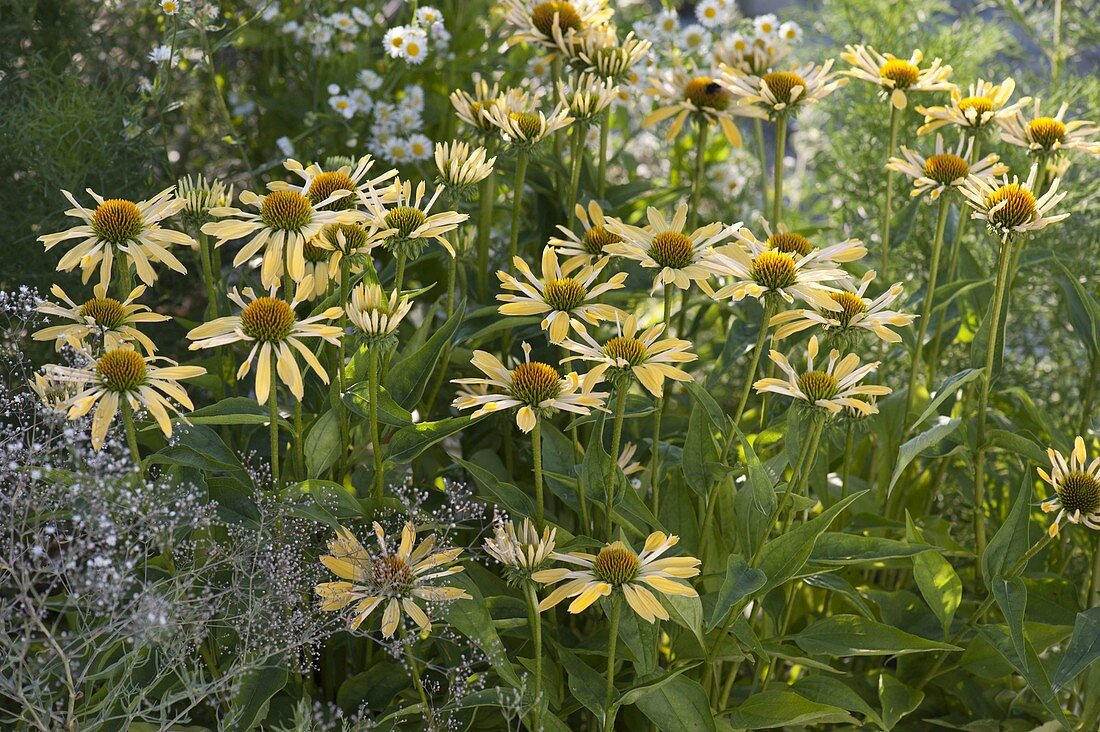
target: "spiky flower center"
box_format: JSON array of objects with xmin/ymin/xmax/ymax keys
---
[
  {"xmin": 829, "ymin": 292, "xmax": 868, "ymax": 326},
  {"xmin": 1028, "ymin": 117, "xmax": 1066, "ymax": 148},
  {"xmin": 762, "ymin": 71, "xmax": 806, "ymax": 104},
  {"xmin": 1057, "ymin": 472, "xmax": 1100, "ymax": 515},
  {"xmin": 384, "ymin": 206, "xmax": 427, "ymax": 238},
  {"xmin": 958, "ymin": 95, "xmax": 994, "ymax": 118},
  {"xmin": 593, "ymin": 545, "xmax": 640, "ymax": 585},
  {"xmin": 924, "ymin": 153, "xmax": 970, "ymax": 185},
  {"xmin": 544, "ymin": 278, "xmax": 586, "ymax": 312},
  {"xmin": 97, "ymin": 349, "xmax": 147, "ymax": 392},
  {"xmin": 751, "ymin": 251, "xmax": 797, "ymax": 290},
  {"xmin": 261, "ymin": 190, "xmax": 313, "ymax": 232},
  {"xmin": 684, "ymin": 76, "xmax": 730, "ymax": 110},
  {"xmin": 880, "ymin": 59, "xmax": 920, "ymax": 88},
  {"xmin": 985, "ymin": 184, "xmax": 1036, "ymax": 230},
  {"xmin": 79, "ymin": 297, "xmax": 127, "ymax": 329},
  {"xmin": 306, "ymin": 171, "xmax": 358, "ymax": 210},
  {"xmin": 766, "ymin": 232, "xmax": 813, "ymax": 257},
  {"xmin": 468, "ymin": 100, "xmax": 496, "ymax": 130},
  {"xmin": 510, "ymin": 361, "xmax": 561, "ymax": 406},
  {"xmin": 648, "ymin": 231, "xmax": 695, "ymax": 269},
  {"xmin": 370, "ymin": 555, "xmax": 414, "ymax": 595},
  {"xmin": 324, "ymin": 223, "xmax": 368, "ymax": 253},
  {"xmin": 531, "ymin": 1, "xmax": 581, "ymax": 36},
  {"xmin": 303, "ymin": 239, "xmax": 330, "ymax": 263},
  {"xmin": 92, "ymin": 199, "xmax": 144, "ymax": 244},
  {"xmin": 798, "ymin": 370, "xmax": 839, "ymax": 402},
  {"xmin": 510, "ymin": 112, "xmax": 545, "ymax": 140},
  {"xmin": 604, "ymin": 336, "xmax": 647, "ymax": 366},
  {"xmin": 240, "ymin": 297, "xmax": 295, "ymax": 343},
  {"xmin": 582, "ymin": 224, "xmax": 621, "ymax": 255}
]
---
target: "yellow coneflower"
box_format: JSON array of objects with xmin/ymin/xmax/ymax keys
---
[
  {"xmin": 719, "ymin": 60, "xmax": 845, "ymax": 118},
  {"xmin": 34, "ymin": 283, "xmax": 168, "ymax": 354},
  {"xmin": 483, "ymin": 518, "xmax": 558, "ymax": 581},
  {"xmin": 840, "ymin": 45, "xmax": 953, "ymax": 109},
  {"xmin": 769, "ymin": 270, "xmax": 915, "ymax": 344},
  {"xmin": 753, "ymin": 335, "xmax": 890, "ymax": 416},
  {"xmin": 550, "ymin": 200, "xmax": 624, "ymax": 268},
  {"xmin": 483, "ymin": 97, "xmax": 574, "ymax": 148},
  {"xmin": 451, "ymin": 81, "xmax": 529, "ymax": 135},
  {"xmin": 271, "ymin": 154, "xmax": 397, "ymax": 211},
  {"xmin": 888, "ymin": 135, "xmax": 1008, "ymax": 200},
  {"xmin": 434, "ymin": 141, "xmax": 497, "ymax": 195},
  {"xmin": 1038, "ymin": 436, "xmax": 1100, "ymax": 537},
  {"xmin": 574, "ymin": 28, "xmax": 652, "ymax": 82},
  {"xmin": 998, "ymin": 99, "xmax": 1100, "ymax": 156},
  {"xmin": 363, "ymin": 178, "xmax": 468, "ymax": 263},
  {"xmin": 959, "ymin": 164, "xmax": 1068, "ymax": 238},
  {"xmin": 533, "ymin": 531, "xmax": 700, "ymax": 622},
  {"xmin": 916, "ymin": 77, "xmax": 1029, "ymax": 135},
  {"xmin": 500, "ymin": 0, "xmax": 613, "ymax": 51},
  {"xmin": 496, "ymin": 246, "xmax": 627, "ymax": 343},
  {"xmin": 451, "ymin": 342, "xmax": 607, "ymax": 433},
  {"xmin": 644, "ymin": 63, "xmax": 766, "ymax": 146},
  {"xmin": 315, "ymin": 522, "xmax": 471, "ymax": 638},
  {"xmin": 38, "ymin": 187, "xmax": 194, "ymax": 288},
  {"xmin": 754, "ymin": 220, "xmax": 867, "ymax": 264},
  {"xmin": 44, "ymin": 346, "xmax": 204, "ymax": 450}
]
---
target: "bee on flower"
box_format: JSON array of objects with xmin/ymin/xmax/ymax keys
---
[
  {"xmin": 34, "ymin": 283, "xmax": 168, "ymax": 355},
  {"xmin": 916, "ymin": 77, "xmax": 1029, "ymax": 135},
  {"xmin": 769, "ymin": 270, "xmax": 915, "ymax": 344},
  {"xmin": 533, "ymin": 532, "xmax": 700, "ymax": 622},
  {"xmin": 753, "ymin": 335, "xmax": 890, "ymax": 416},
  {"xmin": 1038, "ymin": 436, "xmax": 1100, "ymax": 537},
  {"xmin": 562, "ymin": 314, "xmax": 696, "ymax": 397},
  {"xmin": 496, "ymin": 246, "xmax": 627, "ymax": 343},
  {"xmin": 38, "ymin": 187, "xmax": 194, "ymax": 289},
  {"xmin": 483, "ymin": 518, "xmax": 557, "ymax": 583},
  {"xmin": 644, "ymin": 62, "xmax": 766, "ymax": 146},
  {"xmin": 840, "ymin": 46, "xmax": 953, "ymax": 109},
  {"xmin": 315, "ymin": 522, "xmax": 471, "ymax": 638},
  {"xmin": 888, "ymin": 134, "xmax": 1009, "ymax": 201},
  {"xmin": 550, "ymin": 200, "xmax": 624, "ymax": 268},
  {"xmin": 959, "ymin": 163, "xmax": 1068, "ymax": 238},
  {"xmin": 998, "ymin": 100, "xmax": 1100, "ymax": 157},
  {"xmin": 718, "ymin": 60, "xmax": 845, "ymax": 118},
  {"xmin": 452, "ymin": 342, "xmax": 607, "ymax": 433}
]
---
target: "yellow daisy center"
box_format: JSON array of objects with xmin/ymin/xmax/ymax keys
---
[
  {"xmin": 543, "ymin": 277, "xmax": 586, "ymax": 312},
  {"xmin": 1028, "ymin": 117, "xmax": 1066, "ymax": 148},
  {"xmin": 829, "ymin": 291, "xmax": 868, "ymax": 326},
  {"xmin": 798, "ymin": 370, "xmax": 839, "ymax": 402},
  {"xmin": 684, "ymin": 76, "xmax": 731, "ymax": 111},
  {"xmin": 751, "ymin": 251, "xmax": 797, "ymax": 290},
  {"xmin": 261, "ymin": 190, "xmax": 313, "ymax": 232},
  {"xmin": 1057, "ymin": 472, "xmax": 1100, "ymax": 515},
  {"xmin": 97, "ymin": 349, "xmax": 147, "ymax": 392},
  {"xmin": 648, "ymin": 231, "xmax": 695, "ymax": 269},
  {"xmin": 92, "ymin": 199, "xmax": 144, "ymax": 244},
  {"xmin": 985, "ymin": 184, "xmax": 1037, "ymax": 230},
  {"xmin": 582, "ymin": 224, "xmax": 622, "ymax": 255},
  {"xmin": 531, "ymin": 1, "xmax": 582, "ymax": 36},
  {"xmin": 762, "ymin": 71, "xmax": 806, "ymax": 104},
  {"xmin": 306, "ymin": 171, "xmax": 358, "ymax": 210},
  {"xmin": 240, "ymin": 297, "xmax": 295, "ymax": 343},
  {"xmin": 593, "ymin": 545, "xmax": 640, "ymax": 585},
  {"xmin": 958, "ymin": 95, "xmax": 994, "ymax": 117},
  {"xmin": 604, "ymin": 336, "xmax": 648, "ymax": 366},
  {"xmin": 766, "ymin": 232, "xmax": 813, "ymax": 257},
  {"xmin": 79, "ymin": 297, "xmax": 127, "ymax": 329},
  {"xmin": 923, "ymin": 153, "xmax": 969, "ymax": 185},
  {"xmin": 879, "ymin": 59, "xmax": 920, "ymax": 89},
  {"xmin": 370, "ymin": 554, "xmax": 414, "ymax": 594},
  {"xmin": 324, "ymin": 223, "xmax": 368, "ymax": 253},
  {"xmin": 384, "ymin": 206, "xmax": 428, "ymax": 238},
  {"xmin": 510, "ymin": 112, "xmax": 545, "ymax": 140},
  {"xmin": 510, "ymin": 361, "xmax": 561, "ymax": 406}
]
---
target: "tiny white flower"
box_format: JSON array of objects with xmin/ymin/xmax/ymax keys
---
[
  {"xmin": 403, "ymin": 28, "xmax": 429, "ymax": 64},
  {"xmin": 383, "ymin": 26, "xmax": 409, "ymax": 58},
  {"xmin": 160, "ymin": 0, "xmax": 180, "ymax": 15},
  {"xmin": 358, "ymin": 68, "xmax": 383, "ymax": 90}
]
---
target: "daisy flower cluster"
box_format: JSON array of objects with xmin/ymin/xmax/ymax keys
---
[
  {"xmin": 325, "ymin": 78, "xmax": 433, "ymax": 165},
  {"xmin": 382, "ymin": 5, "xmax": 451, "ymax": 65},
  {"xmin": 279, "ymin": 6, "xmax": 378, "ymax": 57}
]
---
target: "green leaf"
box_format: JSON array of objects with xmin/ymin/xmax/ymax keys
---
[
  {"xmin": 148, "ymin": 424, "xmax": 249, "ymax": 478},
  {"xmin": 707, "ymin": 554, "xmax": 766, "ymax": 631},
  {"xmin": 227, "ymin": 661, "xmax": 287, "ymax": 731},
  {"xmin": 207, "ymin": 476, "xmax": 261, "ymax": 527},
  {"xmin": 795, "ymin": 615, "xmax": 961, "ymax": 657},
  {"xmin": 877, "ymin": 674, "xmax": 924, "ymax": 731},
  {"xmin": 809, "ymin": 533, "xmax": 934, "ymax": 565},
  {"xmin": 755, "ymin": 491, "xmax": 866, "ymax": 597},
  {"xmin": 343, "ymin": 383, "xmax": 414, "ymax": 428},
  {"xmin": 456, "ymin": 458, "xmax": 536, "ymax": 518},
  {"xmin": 727, "ymin": 690, "xmax": 858, "ymax": 728},
  {"xmin": 684, "ymin": 380, "xmax": 728, "ymax": 428},
  {"xmin": 384, "ymin": 302, "xmax": 465, "ymax": 409},
  {"xmin": 989, "ymin": 429, "xmax": 1048, "ymax": 466},
  {"xmin": 337, "ymin": 662, "xmax": 407, "ymax": 711},
  {"xmin": 993, "ymin": 576, "xmax": 1028, "ymax": 671},
  {"xmin": 888, "ymin": 417, "xmax": 960, "ymax": 494},
  {"xmin": 661, "ymin": 593, "xmax": 706, "ymax": 649},
  {"xmin": 793, "ymin": 676, "xmax": 883, "ymax": 728},
  {"xmin": 906, "ymin": 515, "xmax": 962, "ymax": 637},
  {"xmin": 978, "ymin": 626, "xmax": 1073, "ymax": 728},
  {"xmin": 981, "ymin": 475, "xmax": 1031, "ymax": 590},
  {"xmin": 554, "ymin": 643, "xmax": 606, "ymax": 717},
  {"xmin": 439, "ymin": 574, "xmax": 521, "ymax": 688},
  {"xmin": 633, "ymin": 675, "xmax": 716, "ymax": 732},
  {"xmin": 287, "ymin": 479, "xmax": 364, "ymax": 520},
  {"xmin": 1055, "ymin": 261, "xmax": 1100, "ymax": 355},
  {"xmin": 186, "ymin": 396, "xmax": 291, "ymax": 429},
  {"xmin": 733, "ymin": 425, "xmax": 778, "ymax": 557},
  {"xmin": 1053, "ymin": 607, "xmax": 1100, "ymax": 690},
  {"xmin": 682, "ymin": 403, "xmax": 716, "ymax": 496},
  {"xmin": 908, "ymin": 369, "xmax": 981, "ymax": 431},
  {"xmin": 304, "ymin": 409, "xmax": 340, "ymax": 476},
  {"xmin": 386, "ymin": 415, "xmax": 479, "ymax": 464}
]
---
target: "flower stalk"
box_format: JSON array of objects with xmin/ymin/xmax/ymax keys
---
[
  {"xmin": 771, "ymin": 115, "xmax": 788, "ymax": 226},
  {"xmin": 509, "ymin": 151, "xmax": 529, "ymax": 266},
  {"xmin": 880, "ymin": 104, "xmax": 902, "ymax": 276},
  {"xmin": 603, "ymin": 593, "xmax": 622, "ymax": 731},
  {"xmin": 903, "ymin": 194, "xmax": 950, "ymax": 424},
  {"xmin": 477, "ymin": 169, "xmax": 495, "ymax": 302},
  {"xmin": 368, "ymin": 346, "xmax": 384, "ymax": 503},
  {"xmin": 733, "ymin": 297, "xmax": 779, "ymax": 426},
  {"xmin": 121, "ymin": 399, "xmax": 142, "ymax": 475},
  {"xmin": 269, "ymin": 351, "xmax": 280, "ymax": 486}
]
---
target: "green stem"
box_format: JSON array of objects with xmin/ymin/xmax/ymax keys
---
[
  {"xmin": 526, "ymin": 582, "xmax": 544, "ymax": 730},
  {"xmin": 973, "ymin": 235, "xmax": 1016, "ymax": 584},
  {"xmin": 603, "ymin": 594, "xmax": 622, "ymax": 731},
  {"xmin": 121, "ymin": 398, "xmax": 142, "ymax": 476},
  {"xmin": 567, "ymin": 122, "xmax": 585, "ymax": 222},
  {"xmin": 880, "ymin": 104, "xmax": 901, "ymax": 277},
  {"xmin": 532, "ymin": 418, "xmax": 545, "ymax": 530},
  {"xmin": 393, "ymin": 254, "xmax": 407, "ymax": 293},
  {"xmin": 294, "ymin": 400, "xmax": 304, "ymax": 479},
  {"xmin": 606, "ymin": 385, "xmax": 629, "ymax": 539},
  {"xmin": 197, "ymin": 231, "xmax": 219, "ymax": 319},
  {"xmin": 476, "ymin": 169, "xmax": 495, "ymax": 302},
  {"xmin": 368, "ymin": 347, "xmax": 384, "ymax": 503},
  {"xmin": 509, "ymin": 151, "xmax": 529, "ymax": 266},
  {"xmin": 403, "ymin": 632, "xmax": 434, "ymax": 725},
  {"xmin": 650, "ymin": 285, "xmax": 674, "ymax": 514},
  {"xmin": 268, "ymin": 351, "xmax": 280, "ymax": 486},
  {"xmin": 903, "ymin": 195, "xmax": 950, "ymax": 426},
  {"xmin": 338, "ymin": 259, "xmax": 351, "ymax": 461},
  {"xmin": 690, "ymin": 115, "xmax": 709, "ymax": 228},
  {"xmin": 115, "ymin": 250, "xmax": 134, "ymax": 299},
  {"xmin": 446, "ymin": 251, "xmax": 457, "ymax": 319},
  {"xmin": 733, "ymin": 297, "xmax": 778, "ymax": 426},
  {"xmin": 753, "ymin": 117, "xmax": 768, "ymax": 214},
  {"xmin": 1080, "ymin": 353, "xmax": 1099, "ymax": 436},
  {"xmin": 771, "ymin": 116, "xmax": 787, "ymax": 226},
  {"xmin": 597, "ymin": 110, "xmax": 610, "ymax": 198}
]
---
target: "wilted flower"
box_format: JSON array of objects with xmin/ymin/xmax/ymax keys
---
[
  {"xmin": 1039, "ymin": 436, "xmax": 1100, "ymax": 536},
  {"xmin": 483, "ymin": 518, "xmax": 557, "ymax": 582}
]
